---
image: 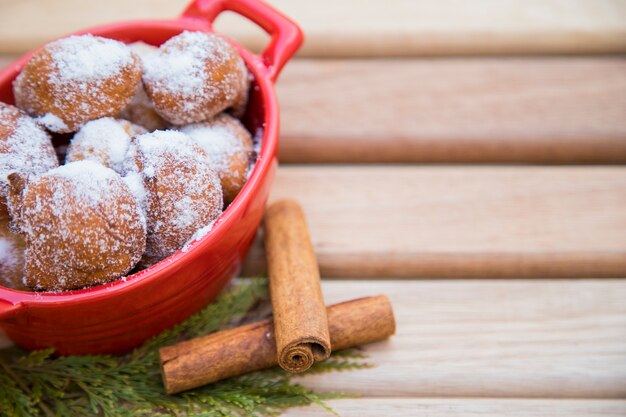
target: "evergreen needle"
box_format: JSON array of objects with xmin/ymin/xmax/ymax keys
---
[{"xmin": 0, "ymin": 278, "xmax": 367, "ymax": 417}]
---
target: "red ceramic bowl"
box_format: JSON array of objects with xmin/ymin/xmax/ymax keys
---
[{"xmin": 0, "ymin": 0, "xmax": 302, "ymax": 355}]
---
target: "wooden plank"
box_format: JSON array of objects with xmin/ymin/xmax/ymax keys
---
[
  {"xmin": 281, "ymin": 399, "xmax": 626, "ymax": 417},
  {"xmin": 0, "ymin": 56, "xmax": 16, "ymax": 70},
  {"xmin": 243, "ymin": 166, "xmax": 626, "ymax": 278},
  {"xmin": 0, "ymin": 1, "xmax": 625, "ymax": 56},
  {"xmin": 4, "ymin": 56, "xmax": 624, "ymax": 164},
  {"xmin": 278, "ymin": 58, "xmax": 626, "ymax": 164},
  {"xmin": 3, "ymin": 280, "xmax": 625, "ymax": 399},
  {"xmin": 290, "ymin": 280, "xmax": 626, "ymax": 398}
]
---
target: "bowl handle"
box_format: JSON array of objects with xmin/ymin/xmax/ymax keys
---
[{"xmin": 181, "ymin": 0, "xmax": 303, "ymax": 82}]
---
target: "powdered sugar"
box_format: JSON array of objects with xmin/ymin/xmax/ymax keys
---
[
  {"xmin": 180, "ymin": 114, "xmax": 253, "ymax": 203},
  {"xmin": 142, "ymin": 31, "xmax": 249, "ymax": 125},
  {"xmin": 13, "ymin": 34, "xmax": 142, "ymax": 133},
  {"xmin": 66, "ymin": 118, "xmax": 146, "ymax": 173},
  {"xmin": 43, "ymin": 160, "xmax": 123, "ymax": 206},
  {"xmin": 37, "ymin": 113, "xmax": 68, "ymax": 132},
  {"xmin": 15, "ymin": 160, "xmax": 147, "ymax": 291},
  {"xmin": 0, "ymin": 239, "xmax": 17, "ymax": 267},
  {"xmin": 134, "ymin": 130, "xmax": 205, "ymax": 180},
  {"xmin": 182, "ymin": 220, "xmax": 215, "ymax": 252},
  {"xmin": 181, "ymin": 122, "xmax": 244, "ymax": 175},
  {"xmin": 134, "ymin": 130, "xmax": 223, "ymax": 265},
  {"xmin": 0, "ymin": 117, "xmax": 58, "ymax": 176},
  {"xmin": 134, "ymin": 130, "xmax": 193, "ymax": 157},
  {"xmin": 122, "ymin": 171, "xmax": 147, "ymax": 213},
  {"xmin": 143, "ymin": 31, "xmax": 227, "ymax": 97},
  {"xmin": 0, "ymin": 217, "xmax": 26, "ymax": 289},
  {"xmin": 49, "ymin": 34, "xmax": 134, "ymax": 83},
  {"xmin": 0, "ymin": 238, "xmax": 21, "ymax": 288},
  {"xmin": 1, "ymin": 105, "xmax": 58, "ymax": 204}
]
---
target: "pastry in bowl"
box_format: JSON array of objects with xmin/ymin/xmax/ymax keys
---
[
  {"xmin": 128, "ymin": 130, "xmax": 223, "ymax": 267},
  {"xmin": 182, "ymin": 113, "xmax": 254, "ymax": 204},
  {"xmin": 0, "ymin": 102, "xmax": 58, "ymax": 219},
  {"xmin": 143, "ymin": 31, "xmax": 249, "ymax": 125},
  {"xmin": 66, "ymin": 117, "xmax": 146, "ymax": 173},
  {"xmin": 13, "ymin": 34, "xmax": 142, "ymax": 133},
  {"xmin": 7, "ymin": 161, "xmax": 146, "ymax": 291}
]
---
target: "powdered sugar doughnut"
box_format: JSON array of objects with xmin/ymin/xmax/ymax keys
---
[
  {"xmin": 131, "ymin": 130, "xmax": 223, "ymax": 266},
  {"xmin": 66, "ymin": 117, "xmax": 146, "ymax": 173},
  {"xmin": 13, "ymin": 34, "xmax": 142, "ymax": 133},
  {"xmin": 7, "ymin": 161, "xmax": 146, "ymax": 291},
  {"xmin": 0, "ymin": 218, "xmax": 27, "ymax": 290},
  {"xmin": 143, "ymin": 31, "xmax": 249, "ymax": 125},
  {"xmin": 181, "ymin": 113, "xmax": 253, "ymax": 204},
  {"xmin": 1, "ymin": 102, "xmax": 58, "ymax": 219},
  {"xmin": 117, "ymin": 42, "xmax": 168, "ymax": 131}
]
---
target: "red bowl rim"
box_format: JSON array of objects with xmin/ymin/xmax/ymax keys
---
[{"xmin": 0, "ymin": 18, "xmax": 278, "ymax": 306}]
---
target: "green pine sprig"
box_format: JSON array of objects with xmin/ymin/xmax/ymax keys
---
[{"xmin": 0, "ymin": 278, "xmax": 368, "ymax": 417}]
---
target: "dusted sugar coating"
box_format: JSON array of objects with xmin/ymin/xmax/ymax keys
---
[
  {"xmin": 66, "ymin": 117, "xmax": 146, "ymax": 174},
  {"xmin": 117, "ymin": 42, "xmax": 168, "ymax": 131},
  {"xmin": 13, "ymin": 34, "xmax": 142, "ymax": 133},
  {"xmin": 131, "ymin": 130, "xmax": 223, "ymax": 266},
  {"xmin": 0, "ymin": 102, "xmax": 58, "ymax": 219},
  {"xmin": 8, "ymin": 161, "xmax": 147, "ymax": 291},
  {"xmin": 143, "ymin": 31, "xmax": 249, "ymax": 125},
  {"xmin": 0, "ymin": 218, "xmax": 27, "ymax": 290},
  {"xmin": 181, "ymin": 113, "xmax": 254, "ymax": 204}
]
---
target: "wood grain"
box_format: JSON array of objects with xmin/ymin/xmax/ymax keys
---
[
  {"xmin": 3, "ymin": 280, "xmax": 625, "ymax": 399},
  {"xmin": 242, "ymin": 166, "xmax": 626, "ymax": 278},
  {"xmin": 281, "ymin": 398, "xmax": 626, "ymax": 417},
  {"xmin": 291, "ymin": 280, "xmax": 626, "ymax": 398},
  {"xmin": 0, "ymin": 1, "xmax": 625, "ymax": 56},
  {"xmin": 5, "ymin": 57, "xmax": 624, "ymax": 164},
  {"xmin": 277, "ymin": 58, "xmax": 626, "ymax": 163}
]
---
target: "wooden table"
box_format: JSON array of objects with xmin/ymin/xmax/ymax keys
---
[{"xmin": 1, "ymin": 1, "xmax": 626, "ymax": 415}]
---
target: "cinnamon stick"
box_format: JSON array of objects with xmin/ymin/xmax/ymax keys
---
[
  {"xmin": 264, "ymin": 200, "xmax": 331, "ymax": 373},
  {"xmin": 160, "ymin": 295, "xmax": 396, "ymax": 395}
]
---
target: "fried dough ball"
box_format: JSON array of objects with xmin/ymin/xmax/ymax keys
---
[
  {"xmin": 181, "ymin": 113, "xmax": 254, "ymax": 204},
  {"xmin": 130, "ymin": 130, "xmax": 223, "ymax": 266},
  {"xmin": 0, "ymin": 218, "xmax": 27, "ymax": 290},
  {"xmin": 0, "ymin": 102, "xmax": 58, "ymax": 219},
  {"xmin": 143, "ymin": 31, "xmax": 249, "ymax": 125},
  {"xmin": 7, "ymin": 161, "xmax": 146, "ymax": 291},
  {"xmin": 66, "ymin": 117, "xmax": 146, "ymax": 173},
  {"xmin": 117, "ymin": 42, "xmax": 168, "ymax": 131},
  {"xmin": 13, "ymin": 34, "xmax": 142, "ymax": 133},
  {"xmin": 118, "ymin": 86, "xmax": 169, "ymax": 132}
]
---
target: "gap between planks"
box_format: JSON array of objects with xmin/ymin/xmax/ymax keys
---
[
  {"xmin": 0, "ymin": 0, "xmax": 625, "ymax": 56},
  {"xmin": 280, "ymin": 398, "xmax": 626, "ymax": 417},
  {"xmin": 243, "ymin": 165, "xmax": 626, "ymax": 279}
]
